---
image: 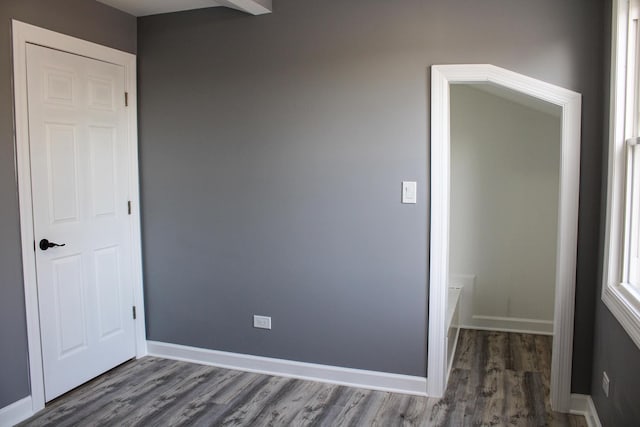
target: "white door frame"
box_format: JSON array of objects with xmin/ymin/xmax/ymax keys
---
[
  {"xmin": 428, "ymin": 64, "xmax": 581, "ymax": 412},
  {"xmin": 12, "ymin": 20, "xmax": 147, "ymax": 413}
]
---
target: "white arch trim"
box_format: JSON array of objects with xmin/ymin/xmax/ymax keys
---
[{"xmin": 428, "ymin": 64, "xmax": 581, "ymax": 412}]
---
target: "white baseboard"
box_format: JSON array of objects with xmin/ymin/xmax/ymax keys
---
[
  {"xmin": 462, "ymin": 315, "xmax": 554, "ymax": 335},
  {"xmin": 570, "ymin": 394, "xmax": 602, "ymax": 427},
  {"xmin": 460, "ymin": 324, "xmax": 554, "ymax": 336},
  {"xmin": 147, "ymin": 341, "xmax": 427, "ymax": 396},
  {"xmin": 0, "ymin": 396, "xmax": 33, "ymax": 427}
]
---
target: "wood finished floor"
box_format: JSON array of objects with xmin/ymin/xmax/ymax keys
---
[{"xmin": 20, "ymin": 330, "xmax": 587, "ymax": 426}]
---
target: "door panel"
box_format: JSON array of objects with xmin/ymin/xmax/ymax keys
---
[
  {"xmin": 46, "ymin": 123, "xmax": 80, "ymax": 223},
  {"xmin": 26, "ymin": 43, "xmax": 135, "ymax": 401},
  {"xmin": 94, "ymin": 246, "xmax": 123, "ymax": 339},
  {"xmin": 89, "ymin": 126, "xmax": 118, "ymax": 217},
  {"xmin": 52, "ymin": 254, "xmax": 87, "ymax": 357}
]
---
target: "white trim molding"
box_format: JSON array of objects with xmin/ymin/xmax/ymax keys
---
[
  {"xmin": 0, "ymin": 396, "xmax": 33, "ymax": 427},
  {"xmin": 96, "ymin": 0, "xmax": 272, "ymax": 16},
  {"xmin": 570, "ymin": 394, "xmax": 602, "ymax": 427},
  {"xmin": 429, "ymin": 64, "xmax": 582, "ymax": 413},
  {"xmin": 11, "ymin": 20, "xmax": 147, "ymax": 413},
  {"xmin": 602, "ymin": 0, "xmax": 640, "ymax": 350},
  {"xmin": 147, "ymin": 341, "xmax": 428, "ymax": 397},
  {"xmin": 222, "ymin": 0, "xmax": 272, "ymax": 15}
]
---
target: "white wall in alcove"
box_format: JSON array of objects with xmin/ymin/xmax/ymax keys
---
[{"xmin": 449, "ymin": 84, "xmax": 561, "ymax": 334}]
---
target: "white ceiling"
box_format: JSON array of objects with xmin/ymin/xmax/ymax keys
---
[
  {"xmin": 97, "ymin": 0, "xmax": 221, "ymax": 16},
  {"xmin": 96, "ymin": 0, "xmax": 272, "ymax": 16}
]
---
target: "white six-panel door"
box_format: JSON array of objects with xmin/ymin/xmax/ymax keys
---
[{"xmin": 26, "ymin": 43, "xmax": 136, "ymax": 401}]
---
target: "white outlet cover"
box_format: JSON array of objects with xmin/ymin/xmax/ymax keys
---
[{"xmin": 253, "ymin": 315, "xmax": 272, "ymax": 330}]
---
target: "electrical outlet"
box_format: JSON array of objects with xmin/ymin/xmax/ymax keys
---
[
  {"xmin": 253, "ymin": 315, "xmax": 271, "ymax": 330},
  {"xmin": 602, "ymin": 371, "xmax": 610, "ymax": 397}
]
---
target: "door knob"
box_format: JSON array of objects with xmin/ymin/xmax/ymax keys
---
[{"xmin": 39, "ymin": 239, "xmax": 66, "ymax": 251}]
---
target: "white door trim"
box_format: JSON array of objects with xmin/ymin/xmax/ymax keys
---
[
  {"xmin": 428, "ymin": 64, "xmax": 581, "ymax": 412},
  {"xmin": 11, "ymin": 20, "xmax": 147, "ymax": 413}
]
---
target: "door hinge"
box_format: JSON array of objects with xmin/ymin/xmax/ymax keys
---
[
  {"xmin": 34, "ymin": 240, "xmax": 36, "ymax": 251},
  {"xmin": 127, "ymin": 201, "xmax": 132, "ymax": 215},
  {"xmin": 132, "ymin": 306, "xmax": 137, "ymax": 320},
  {"xmin": 125, "ymin": 92, "xmax": 129, "ymax": 107}
]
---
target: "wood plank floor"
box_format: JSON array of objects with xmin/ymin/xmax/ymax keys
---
[{"xmin": 20, "ymin": 330, "xmax": 587, "ymax": 426}]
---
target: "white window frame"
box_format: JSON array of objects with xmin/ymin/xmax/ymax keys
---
[{"xmin": 602, "ymin": 0, "xmax": 640, "ymax": 349}]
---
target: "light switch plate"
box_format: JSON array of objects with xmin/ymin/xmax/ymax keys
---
[{"xmin": 402, "ymin": 181, "xmax": 417, "ymax": 204}]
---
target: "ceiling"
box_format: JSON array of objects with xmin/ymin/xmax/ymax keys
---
[
  {"xmin": 96, "ymin": 0, "xmax": 272, "ymax": 16},
  {"xmin": 466, "ymin": 82, "xmax": 562, "ymax": 118}
]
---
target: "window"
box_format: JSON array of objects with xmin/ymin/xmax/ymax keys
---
[{"xmin": 603, "ymin": 0, "xmax": 640, "ymax": 348}]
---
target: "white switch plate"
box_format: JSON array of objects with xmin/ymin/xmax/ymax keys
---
[
  {"xmin": 402, "ymin": 181, "xmax": 417, "ymax": 204},
  {"xmin": 253, "ymin": 315, "xmax": 272, "ymax": 330}
]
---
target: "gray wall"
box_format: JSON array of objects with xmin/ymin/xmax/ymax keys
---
[
  {"xmin": 0, "ymin": 0, "xmax": 136, "ymax": 408},
  {"xmin": 138, "ymin": 0, "xmax": 605, "ymax": 388},
  {"xmin": 591, "ymin": 306, "xmax": 640, "ymax": 425},
  {"xmin": 591, "ymin": 1, "xmax": 640, "ymax": 425}
]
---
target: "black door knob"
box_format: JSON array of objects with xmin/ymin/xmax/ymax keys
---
[{"xmin": 39, "ymin": 239, "xmax": 66, "ymax": 251}]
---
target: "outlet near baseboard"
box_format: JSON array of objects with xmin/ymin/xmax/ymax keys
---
[{"xmin": 253, "ymin": 315, "xmax": 272, "ymax": 330}]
